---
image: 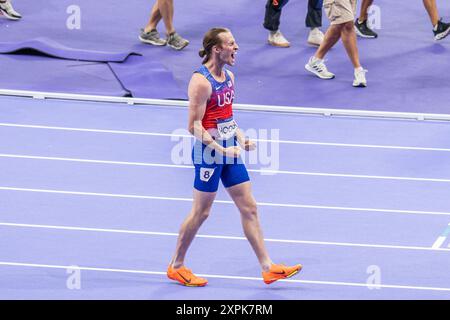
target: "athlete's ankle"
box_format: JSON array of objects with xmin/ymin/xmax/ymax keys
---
[
  {"xmin": 261, "ymin": 260, "xmax": 273, "ymax": 272},
  {"xmin": 171, "ymin": 261, "xmax": 184, "ymax": 269}
]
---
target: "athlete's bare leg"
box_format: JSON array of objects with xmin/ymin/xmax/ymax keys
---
[
  {"xmin": 226, "ymin": 181, "xmax": 273, "ymax": 271},
  {"xmin": 170, "ymin": 189, "xmax": 216, "ymax": 268}
]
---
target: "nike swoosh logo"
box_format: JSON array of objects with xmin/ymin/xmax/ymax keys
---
[
  {"xmin": 272, "ymin": 271, "xmax": 286, "ymax": 275},
  {"xmin": 177, "ymin": 272, "xmax": 191, "ymax": 283}
]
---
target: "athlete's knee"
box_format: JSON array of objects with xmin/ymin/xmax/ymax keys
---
[
  {"xmin": 241, "ymin": 201, "xmax": 258, "ymax": 219},
  {"xmin": 199, "ymin": 210, "xmax": 211, "ymax": 221},
  {"xmin": 193, "ymin": 206, "xmax": 212, "ymax": 222}
]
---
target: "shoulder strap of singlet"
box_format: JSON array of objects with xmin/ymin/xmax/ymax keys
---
[
  {"xmin": 195, "ymin": 65, "xmax": 231, "ymax": 86},
  {"xmin": 194, "ymin": 65, "xmax": 214, "ymax": 83}
]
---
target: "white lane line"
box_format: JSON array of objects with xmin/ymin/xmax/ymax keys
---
[
  {"xmin": 1, "ymin": 122, "xmax": 450, "ymax": 152},
  {"xmin": 0, "ymin": 122, "xmax": 191, "ymax": 138},
  {"xmin": 0, "ymin": 154, "xmax": 192, "ymax": 170},
  {"xmin": 1, "ymin": 186, "xmax": 450, "ymax": 217},
  {"xmin": 431, "ymin": 223, "xmax": 450, "ymax": 249},
  {"xmin": 432, "ymin": 237, "xmax": 447, "ymax": 250},
  {"xmin": 1, "ymin": 222, "xmax": 449, "ymax": 252},
  {"xmin": 1, "ymin": 261, "xmax": 450, "ymax": 292},
  {"xmin": 2, "ymin": 153, "xmax": 450, "ymax": 183}
]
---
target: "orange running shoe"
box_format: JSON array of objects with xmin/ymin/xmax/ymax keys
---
[
  {"xmin": 262, "ymin": 263, "xmax": 302, "ymax": 284},
  {"xmin": 167, "ymin": 265, "xmax": 208, "ymax": 287}
]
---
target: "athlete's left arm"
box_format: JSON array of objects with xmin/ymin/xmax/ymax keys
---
[{"xmin": 228, "ymin": 70, "xmax": 256, "ymax": 152}]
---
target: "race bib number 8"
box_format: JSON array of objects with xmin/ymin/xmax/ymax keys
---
[
  {"xmin": 217, "ymin": 117, "xmax": 238, "ymax": 140},
  {"xmin": 200, "ymin": 167, "xmax": 215, "ymax": 182}
]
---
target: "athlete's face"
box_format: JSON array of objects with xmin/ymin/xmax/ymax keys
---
[{"xmin": 217, "ymin": 32, "xmax": 239, "ymax": 66}]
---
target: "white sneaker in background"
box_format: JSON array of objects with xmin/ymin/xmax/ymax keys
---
[
  {"xmin": 268, "ymin": 30, "xmax": 290, "ymax": 48},
  {"xmin": 305, "ymin": 56, "xmax": 335, "ymax": 79},
  {"xmin": 353, "ymin": 67, "xmax": 368, "ymax": 87},
  {"xmin": 307, "ymin": 28, "xmax": 324, "ymax": 46},
  {"xmin": 0, "ymin": 0, "xmax": 21, "ymax": 20}
]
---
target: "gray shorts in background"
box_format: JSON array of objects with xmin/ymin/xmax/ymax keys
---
[{"xmin": 323, "ymin": 0, "xmax": 357, "ymax": 25}]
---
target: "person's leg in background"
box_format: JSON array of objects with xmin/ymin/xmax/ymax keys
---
[
  {"xmin": 306, "ymin": 0, "xmax": 367, "ymax": 87},
  {"xmin": 306, "ymin": 0, "xmax": 325, "ymax": 46},
  {"xmin": 423, "ymin": 0, "xmax": 450, "ymax": 40},
  {"xmin": 0, "ymin": 0, "xmax": 21, "ymax": 20},
  {"xmin": 354, "ymin": 0, "xmax": 378, "ymax": 38},
  {"xmin": 305, "ymin": 23, "xmax": 342, "ymax": 80},
  {"xmin": 139, "ymin": 0, "xmax": 189, "ymax": 50},
  {"xmin": 263, "ymin": 0, "xmax": 291, "ymax": 47},
  {"xmin": 341, "ymin": 18, "xmax": 367, "ymax": 87}
]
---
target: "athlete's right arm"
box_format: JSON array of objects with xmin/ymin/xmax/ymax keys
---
[{"xmin": 187, "ymin": 73, "xmax": 240, "ymax": 157}]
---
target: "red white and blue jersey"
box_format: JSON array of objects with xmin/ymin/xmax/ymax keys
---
[
  {"xmin": 195, "ymin": 65, "xmax": 235, "ymax": 130},
  {"xmin": 191, "ymin": 66, "xmax": 249, "ymax": 193}
]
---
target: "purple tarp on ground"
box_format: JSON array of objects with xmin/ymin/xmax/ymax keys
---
[
  {"xmin": 0, "ymin": 0, "xmax": 450, "ymax": 112},
  {"xmin": 0, "ymin": 54, "xmax": 129, "ymax": 96},
  {"xmin": 108, "ymin": 55, "xmax": 187, "ymax": 100},
  {"xmin": 0, "ymin": 37, "xmax": 139, "ymax": 62}
]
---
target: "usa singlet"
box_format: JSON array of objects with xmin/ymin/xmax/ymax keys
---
[{"xmin": 191, "ymin": 65, "xmax": 249, "ymax": 192}]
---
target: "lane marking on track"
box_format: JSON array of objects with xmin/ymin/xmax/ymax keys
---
[
  {"xmin": 2, "ymin": 122, "xmax": 450, "ymax": 152},
  {"xmin": 432, "ymin": 223, "xmax": 450, "ymax": 249},
  {"xmin": 1, "ymin": 261, "xmax": 450, "ymax": 292},
  {"xmin": 1, "ymin": 153, "xmax": 450, "ymax": 183},
  {"xmin": 1, "ymin": 186, "xmax": 450, "ymax": 217},
  {"xmin": 1, "ymin": 222, "xmax": 449, "ymax": 252}
]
